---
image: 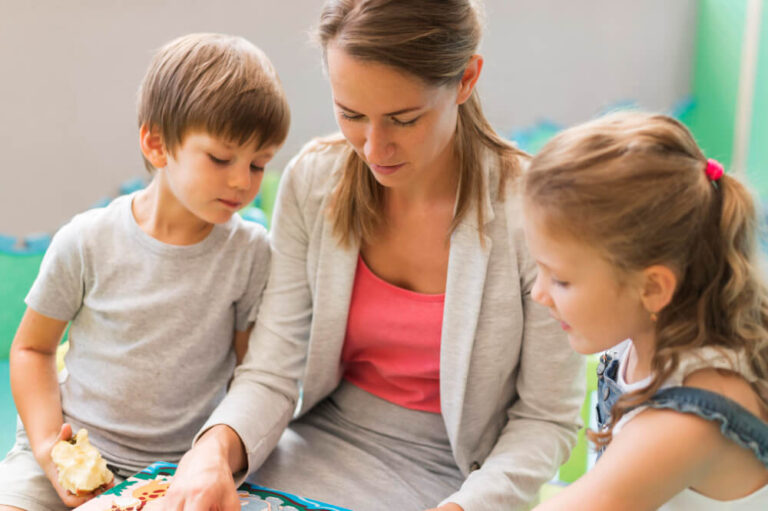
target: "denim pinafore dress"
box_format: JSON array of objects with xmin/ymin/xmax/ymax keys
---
[{"xmin": 596, "ymin": 345, "xmax": 768, "ymax": 509}]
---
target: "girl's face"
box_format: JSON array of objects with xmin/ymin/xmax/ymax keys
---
[
  {"xmin": 326, "ymin": 45, "xmax": 467, "ymax": 190},
  {"xmin": 523, "ymin": 207, "xmax": 653, "ymax": 355}
]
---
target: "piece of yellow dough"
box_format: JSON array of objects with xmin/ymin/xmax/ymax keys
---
[{"xmin": 51, "ymin": 429, "xmax": 113, "ymax": 494}]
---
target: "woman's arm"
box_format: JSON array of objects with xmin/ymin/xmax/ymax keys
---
[
  {"xmin": 152, "ymin": 148, "xmax": 321, "ymax": 509},
  {"xmin": 441, "ymin": 188, "xmax": 586, "ymax": 510}
]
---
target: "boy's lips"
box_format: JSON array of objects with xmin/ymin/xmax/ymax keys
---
[{"xmin": 218, "ymin": 198, "xmax": 242, "ymax": 209}]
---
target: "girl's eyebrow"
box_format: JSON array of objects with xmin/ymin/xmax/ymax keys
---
[{"xmin": 334, "ymin": 100, "xmax": 423, "ymax": 117}]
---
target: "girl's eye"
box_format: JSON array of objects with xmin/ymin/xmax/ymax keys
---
[
  {"xmin": 392, "ymin": 116, "xmax": 419, "ymax": 127},
  {"xmin": 339, "ymin": 111, "xmax": 364, "ymax": 121},
  {"xmin": 209, "ymin": 155, "xmax": 229, "ymax": 165},
  {"xmin": 552, "ymin": 278, "xmax": 570, "ymax": 288},
  {"xmin": 250, "ymin": 164, "xmax": 265, "ymax": 173}
]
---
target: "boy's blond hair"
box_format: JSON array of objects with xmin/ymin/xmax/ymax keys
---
[{"xmin": 137, "ymin": 33, "xmax": 290, "ymax": 172}]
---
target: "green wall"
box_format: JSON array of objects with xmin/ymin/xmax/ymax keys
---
[
  {"xmin": 748, "ymin": 1, "xmax": 768, "ymax": 198},
  {"xmin": 687, "ymin": 0, "xmax": 748, "ymax": 167},
  {"xmin": 689, "ymin": 0, "xmax": 767, "ymax": 200}
]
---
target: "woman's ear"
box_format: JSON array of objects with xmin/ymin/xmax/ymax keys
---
[
  {"xmin": 640, "ymin": 265, "xmax": 678, "ymax": 316},
  {"xmin": 456, "ymin": 54, "xmax": 483, "ymax": 105},
  {"xmin": 139, "ymin": 124, "xmax": 168, "ymax": 169}
]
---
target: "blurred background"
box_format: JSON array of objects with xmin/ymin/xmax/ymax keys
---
[{"xmin": 0, "ymin": 0, "xmax": 766, "ymax": 459}]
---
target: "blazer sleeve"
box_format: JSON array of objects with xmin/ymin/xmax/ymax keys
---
[
  {"xmin": 195, "ymin": 149, "xmax": 317, "ymax": 481},
  {"xmin": 442, "ymin": 193, "xmax": 586, "ymax": 511}
]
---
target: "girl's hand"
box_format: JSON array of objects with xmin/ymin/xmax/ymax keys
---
[
  {"xmin": 425, "ymin": 503, "xmax": 464, "ymax": 511},
  {"xmin": 36, "ymin": 423, "xmax": 114, "ymax": 507}
]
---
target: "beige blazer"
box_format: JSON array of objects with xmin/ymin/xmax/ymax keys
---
[{"xmin": 202, "ymin": 140, "xmax": 585, "ymax": 510}]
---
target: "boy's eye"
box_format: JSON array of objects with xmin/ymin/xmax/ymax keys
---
[
  {"xmin": 391, "ymin": 116, "xmax": 419, "ymax": 127},
  {"xmin": 209, "ymin": 154, "xmax": 230, "ymax": 165}
]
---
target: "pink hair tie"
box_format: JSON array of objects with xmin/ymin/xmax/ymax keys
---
[{"xmin": 705, "ymin": 158, "xmax": 724, "ymax": 181}]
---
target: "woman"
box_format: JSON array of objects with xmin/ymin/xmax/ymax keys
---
[{"xmin": 156, "ymin": 1, "xmax": 584, "ymax": 509}]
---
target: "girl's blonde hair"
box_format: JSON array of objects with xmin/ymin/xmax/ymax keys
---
[
  {"xmin": 524, "ymin": 111, "xmax": 768, "ymax": 445},
  {"xmin": 315, "ymin": 0, "xmax": 526, "ymax": 246}
]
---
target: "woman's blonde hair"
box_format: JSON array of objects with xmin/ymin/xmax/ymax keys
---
[
  {"xmin": 315, "ymin": 0, "xmax": 525, "ymax": 246},
  {"xmin": 524, "ymin": 111, "xmax": 768, "ymax": 445}
]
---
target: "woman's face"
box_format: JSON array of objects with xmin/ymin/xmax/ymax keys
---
[{"xmin": 326, "ymin": 45, "xmax": 472, "ymax": 190}]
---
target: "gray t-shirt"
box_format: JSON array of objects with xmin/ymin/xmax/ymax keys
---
[{"xmin": 25, "ymin": 192, "xmax": 269, "ymax": 472}]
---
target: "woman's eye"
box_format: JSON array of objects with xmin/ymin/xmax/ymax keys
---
[
  {"xmin": 339, "ymin": 111, "xmax": 364, "ymax": 121},
  {"xmin": 392, "ymin": 116, "xmax": 419, "ymax": 127},
  {"xmin": 209, "ymin": 155, "xmax": 229, "ymax": 165}
]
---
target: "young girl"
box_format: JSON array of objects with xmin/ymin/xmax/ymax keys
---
[{"xmin": 523, "ymin": 111, "xmax": 768, "ymax": 510}]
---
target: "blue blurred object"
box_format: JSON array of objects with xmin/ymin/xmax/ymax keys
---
[
  {"xmin": 91, "ymin": 197, "xmax": 112, "ymax": 209},
  {"xmin": 240, "ymin": 206, "xmax": 269, "ymax": 229},
  {"xmin": 119, "ymin": 177, "xmax": 146, "ymax": 195},
  {"xmin": 0, "ymin": 233, "xmax": 50, "ymax": 255},
  {"xmin": 22, "ymin": 233, "xmax": 51, "ymax": 254},
  {"xmin": 252, "ymin": 192, "xmax": 262, "ymax": 209}
]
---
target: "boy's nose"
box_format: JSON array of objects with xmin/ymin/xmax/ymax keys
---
[{"xmin": 229, "ymin": 164, "xmax": 251, "ymax": 190}]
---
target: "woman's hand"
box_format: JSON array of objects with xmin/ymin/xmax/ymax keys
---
[
  {"xmin": 425, "ymin": 503, "xmax": 464, "ymax": 511},
  {"xmin": 36, "ymin": 423, "xmax": 114, "ymax": 508},
  {"xmin": 144, "ymin": 425, "xmax": 244, "ymax": 511}
]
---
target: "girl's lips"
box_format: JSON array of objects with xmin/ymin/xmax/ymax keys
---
[
  {"xmin": 560, "ymin": 321, "xmax": 571, "ymax": 331},
  {"xmin": 370, "ymin": 163, "xmax": 405, "ymax": 175}
]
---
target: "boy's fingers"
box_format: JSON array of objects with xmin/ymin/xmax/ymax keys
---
[{"xmin": 58, "ymin": 423, "xmax": 73, "ymax": 442}]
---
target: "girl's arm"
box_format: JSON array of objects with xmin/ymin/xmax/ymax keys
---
[
  {"xmin": 534, "ymin": 407, "xmax": 726, "ymax": 511},
  {"xmin": 10, "ymin": 307, "xmax": 102, "ymax": 506}
]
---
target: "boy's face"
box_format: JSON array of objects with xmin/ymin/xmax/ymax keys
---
[{"xmin": 162, "ymin": 131, "xmax": 278, "ymax": 225}]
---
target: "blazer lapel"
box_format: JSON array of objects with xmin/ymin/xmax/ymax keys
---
[
  {"xmin": 300, "ymin": 216, "xmax": 359, "ymax": 413},
  {"xmin": 441, "ymin": 190, "xmax": 494, "ymax": 446}
]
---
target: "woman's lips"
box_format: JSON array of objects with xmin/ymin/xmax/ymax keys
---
[{"xmin": 370, "ymin": 163, "xmax": 405, "ymax": 175}]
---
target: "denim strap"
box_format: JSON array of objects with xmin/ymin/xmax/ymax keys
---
[{"xmin": 645, "ymin": 386, "xmax": 768, "ymax": 467}]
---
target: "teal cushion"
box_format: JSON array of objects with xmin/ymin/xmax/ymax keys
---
[{"xmin": 0, "ymin": 360, "xmax": 17, "ymax": 456}]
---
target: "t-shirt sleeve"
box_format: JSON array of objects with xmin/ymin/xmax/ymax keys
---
[
  {"xmin": 235, "ymin": 230, "xmax": 271, "ymax": 332},
  {"xmin": 25, "ymin": 218, "xmax": 85, "ymax": 321}
]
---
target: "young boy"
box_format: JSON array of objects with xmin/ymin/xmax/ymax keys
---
[{"xmin": 0, "ymin": 33, "xmax": 289, "ymax": 510}]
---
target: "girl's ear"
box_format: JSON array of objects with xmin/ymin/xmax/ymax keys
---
[
  {"xmin": 139, "ymin": 124, "xmax": 168, "ymax": 169},
  {"xmin": 456, "ymin": 54, "xmax": 483, "ymax": 105},
  {"xmin": 640, "ymin": 264, "xmax": 678, "ymax": 316}
]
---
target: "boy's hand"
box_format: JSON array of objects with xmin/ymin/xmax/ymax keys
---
[
  {"xmin": 36, "ymin": 423, "xmax": 115, "ymax": 507},
  {"xmin": 144, "ymin": 438, "xmax": 241, "ymax": 511}
]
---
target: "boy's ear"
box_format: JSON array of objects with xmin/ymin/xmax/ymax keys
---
[
  {"xmin": 639, "ymin": 264, "xmax": 677, "ymax": 316},
  {"xmin": 456, "ymin": 54, "xmax": 483, "ymax": 105},
  {"xmin": 139, "ymin": 124, "xmax": 168, "ymax": 169}
]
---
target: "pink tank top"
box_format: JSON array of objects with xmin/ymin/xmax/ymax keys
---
[{"xmin": 341, "ymin": 255, "xmax": 444, "ymax": 413}]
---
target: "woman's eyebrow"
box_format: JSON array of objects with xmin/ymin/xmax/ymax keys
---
[{"xmin": 334, "ymin": 100, "xmax": 423, "ymax": 116}]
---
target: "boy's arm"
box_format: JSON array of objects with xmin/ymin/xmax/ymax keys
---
[{"xmin": 10, "ymin": 307, "xmax": 107, "ymax": 506}]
